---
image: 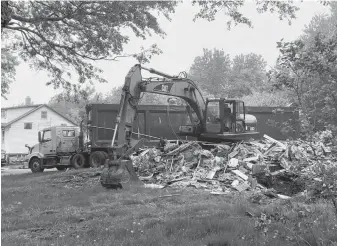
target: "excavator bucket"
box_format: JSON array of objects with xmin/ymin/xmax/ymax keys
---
[{"xmin": 100, "ymin": 159, "xmax": 144, "ymax": 189}]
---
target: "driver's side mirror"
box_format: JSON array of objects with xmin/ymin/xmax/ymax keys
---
[{"xmin": 38, "ymin": 132, "xmax": 41, "ymax": 143}]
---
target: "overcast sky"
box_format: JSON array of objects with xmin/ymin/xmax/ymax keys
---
[{"xmin": 1, "ymin": 1, "xmax": 331, "ymax": 108}]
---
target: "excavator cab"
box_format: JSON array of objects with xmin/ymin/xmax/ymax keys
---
[
  {"xmin": 205, "ymin": 99, "xmax": 245, "ymax": 134},
  {"xmin": 199, "ymin": 98, "xmax": 259, "ymax": 142}
]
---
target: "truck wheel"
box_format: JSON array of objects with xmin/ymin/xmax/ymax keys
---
[
  {"xmin": 30, "ymin": 157, "xmax": 44, "ymax": 173},
  {"xmin": 72, "ymin": 154, "xmax": 86, "ymax": 169},
  {"xmin": 90, "ymin": 151, "xmax": 105, "ymax": 168}
]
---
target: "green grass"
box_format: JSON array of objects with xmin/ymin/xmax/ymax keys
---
[{"xmin": 1, "ymin": 169, "xmax": 337, "ymax": 246}]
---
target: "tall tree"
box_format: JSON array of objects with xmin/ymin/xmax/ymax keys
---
[
  {"xmin": 189, "ymin": 49, "xmax": 269, "ymax": 98},
  {"xmin": 1, "ymin": 1, "xmax": 176, "ymax": 97},
  {"xmin": 189, "ymin": 48, "xmax": 231, "ymax": 97},
  {"xmin": 1, "ymin": 1, "xmax": 300, "ymax": 98},
  {"xmin": 230, "ymin": 53, "xmax": 268, "ymax": 96},
  {"xmin": 271, "ymin": 3, "xmax": 337, "ymax": 133}
]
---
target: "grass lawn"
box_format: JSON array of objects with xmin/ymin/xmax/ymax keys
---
[{"xmin": 1, "ymin": 169, "xmax": 337, "ymax": 246}]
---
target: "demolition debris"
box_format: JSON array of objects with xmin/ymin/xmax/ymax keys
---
[{"xmin": 130, "ymin": 132, "xmax": 336, "ymax": 198}]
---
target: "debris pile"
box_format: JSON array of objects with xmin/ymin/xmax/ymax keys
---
[{"xmin": 130, "ymin": 132, "xmax": 336, "ymax": 197}]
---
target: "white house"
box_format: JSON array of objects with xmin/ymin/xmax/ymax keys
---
[{"xmin": 1, "ymin": 98, "xmax": 77, "ymax": 155}]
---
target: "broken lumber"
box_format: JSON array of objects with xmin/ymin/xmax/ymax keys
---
[
  {"xmin": 263, "ymin": 134, "xmax": 287, "ymax": 149},
  {"xmin": 206, "ymin": 166, "xmax": 221, "ymax": 179},
  {"xmin": 243, "ymin": 156, "xmax": 259, "ymax": 162},
  {"xmin": 231, "ymin": 170, "xmax": 248, "ymax": 181}
]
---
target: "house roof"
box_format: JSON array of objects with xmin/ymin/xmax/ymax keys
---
[
  {"xmin": 2, "ymin": 104, "xmax": 77, "ymax": 128},
  {"xmin": 1, "ymin": 104, "xmax": 42, "ymax": 110}
]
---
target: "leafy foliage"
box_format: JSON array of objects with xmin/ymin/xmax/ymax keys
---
[
  {"xmin": 1, "ymin": 46, "xmax": 19, "ymax": 98},
  {"xmin": 1, "ymin": 1, "xmax": 176, "ymax": 97},
  {"xmin": 189, "ymin": 48, "xmax": 270, "ymax": 98},
  {"xmin": 270, "ymin": 5, "xmax": 337, "ymax": 136},
  {"xmin": 240, "ymin": 90, "xmax": 290, "ymax": 107},
  {"xmin": 193, "ymin": 0, "xmax": 299, "ymax": 29},
  {"xmin": 1, "ymin": 0, "xmax": 301, "ymax": 99},
  {"xmin": 48, "ymin": 86, "xmax": 103, "ymax": 126},
  {"xmin": 230, "ymin": 53, "xmax": 269, "ymax": 96},
  {"xmin": 189, "ymin": 48, "xmax": 231, "ymax": 97}
]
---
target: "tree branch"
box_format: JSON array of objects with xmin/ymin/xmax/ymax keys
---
[
  {"xmin": 7, "ymin": 25, "xmax": 154, "ymax": 63},
  {"xmin": 11, "ymin": 14, "xmax": 69, "ymax": 23}
]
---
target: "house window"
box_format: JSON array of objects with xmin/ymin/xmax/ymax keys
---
[
  {"xmin": 62, "ymin": 130, "xmax": 75, "ymax": 137},
  {"xmin": 41, "ymin": 111, "xmax": 47, "ymax": 119},
  {"xmin": 1, "ymin": 110, "xmax": 7, "ymax": 119},
  {"xmin": 24, "ymin": 123, "xmax": 33, "ymax": 129}
]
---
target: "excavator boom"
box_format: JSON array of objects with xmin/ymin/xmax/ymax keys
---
[{"xmin": 111, "ymin": 64, "xmax": 207, "ymax": 151}]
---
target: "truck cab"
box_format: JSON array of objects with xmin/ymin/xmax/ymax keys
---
[
  {"xmin": 26, "ymin": 126, "xmax": 82, "ymax": 173},
  {"xmin": 37, "ymin": 126, "xmax": 80, "ymax": 155}
]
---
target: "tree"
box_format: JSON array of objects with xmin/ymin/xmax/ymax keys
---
[
  {"xmin": 1, "ymin": 1, "xmax": 176, "ymax": 97},
  {"xmin": 193, "ymin": 1, "xmax": 299, "ymax": 29},
  {"xmin": 230, "ymin": 53, "xmax": 268, "ymax": 97},
  {"xmin": 1, "ymin": 45, "xmax": 18, "ymax": 98},
  {"xmin": 189, "ymin": 49, "xmax": 269, "ymax": 98},
  {"xmin": 189, "ymin": 48, "xmax": 232, "ymax": 97},
  {"xmin": 239, "ymin": 90, "xmax": 290, "ymax": 107},
  {"xmin": 1, "ymin": 1, "xmax": 300, "ymax": 98},
  {"xmin": 48, "ymin": 85, "xmax": 103, "ymax": 125},
  {"xmin": 301, "ymin": 2, "xmax": 337, "ymax": 43},
  {"xmin": 271, "ymin": 4, "xmax": 337, "ymax": 135}
]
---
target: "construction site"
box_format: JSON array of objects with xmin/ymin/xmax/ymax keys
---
[
  {"xmin": 1, "ymin": 1, "xmax": 337, "ymax": 246},
  {"xmin": 2, "ymin": 63, "xmax": 337, "ymax": 246}
]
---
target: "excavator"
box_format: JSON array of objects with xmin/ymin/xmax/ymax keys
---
[{"xmin": 100, "ymin": 64, "xmax": 259, "ymax": 188}]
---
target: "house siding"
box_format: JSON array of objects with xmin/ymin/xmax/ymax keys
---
[
  {"xmin": 4, "ymin": 106, "xmax": 76, "ymax": 154},
  {"xmin": 1, "ymin": 106, "xmax": 37, "ymax": 124}
]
